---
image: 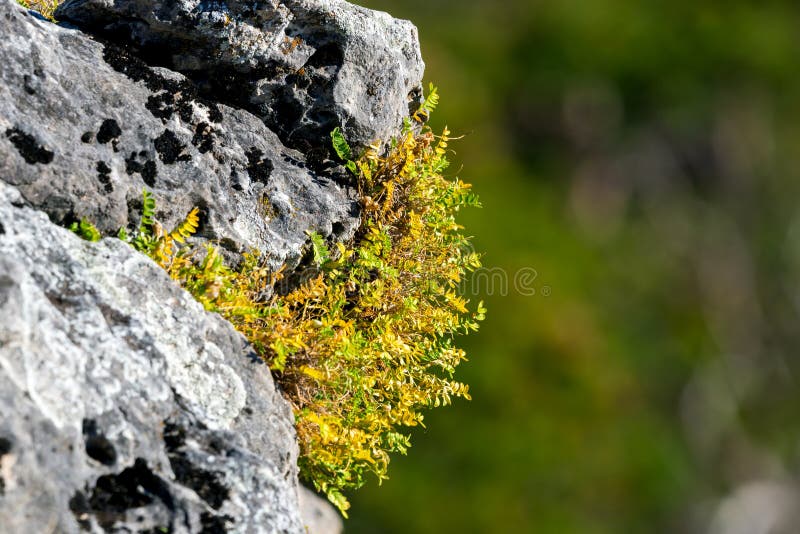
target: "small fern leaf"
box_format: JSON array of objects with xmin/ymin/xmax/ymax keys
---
[
  {"xmin": 69, "ymin": 218, "xmax": 101, "ymax": 242},
  {"xmin": 413, "ymin": 83, "xmax": 440, "ymax": 122},
  {"xmin": 170, "ymin": 207, "xmax": 200, "ymax": 244},
  {"xmin": 330, "ymin": 127, "xmax": 352, "ymax": 161},
  {"xmin": 326, "ymin": 488, "xmax": 350, "ymax": 518},
  {"xmin": 140, "ymin": 189, "xmax": 156, "ymax": 232},
  {"xmin": 307, "ymin": 230, "xmax": 331, "ymax": 266}
]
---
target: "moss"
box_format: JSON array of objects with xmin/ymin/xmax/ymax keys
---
[{"xmin": 258, "ymin": 192, "xmax": 279, "ymax": 220}]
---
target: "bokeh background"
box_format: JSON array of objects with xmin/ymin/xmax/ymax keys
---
[{"xmin": 345, "ymin": 1, "xmax": 800, "ymax": 532}]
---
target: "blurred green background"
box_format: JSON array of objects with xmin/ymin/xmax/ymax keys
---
[{"xmin": 344, "ymin": 1, "xmax": 800, "ymax": 533}]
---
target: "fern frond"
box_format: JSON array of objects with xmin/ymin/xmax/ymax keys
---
[
  {"xmin": 69, "ymin": 218, "xmax": 101, "ymax": 242},
  {"xmin": 413, "ymin": 83, "xmax": 440, "ymax": 122},
  {"xmin": 170, "ymin": 207, "xmax": 200, "ymax": 244},
  {"xmin": 330, "ymin": 127, "xmax": 359, "ymax": 175},
  {"xmin": 139, "ymin": 189, "xmax": 157, "ymax": 233},
  {"xmin": 330, "ymin": 127, "xmax": 352, "ymax": 161},
  {"xmin": 307, "ymin": 231, "xmax": 331, "ymax": 266}
]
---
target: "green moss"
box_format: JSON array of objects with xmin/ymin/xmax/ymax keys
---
[{"xmin": 259, "ymin": 192, "xmax": 279, "ymax": 220}]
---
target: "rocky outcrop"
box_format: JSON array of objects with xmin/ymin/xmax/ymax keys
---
[
  {"xmin": 0, "ymin": 0, "xmax": 426, "ymax": 531},
  {"xmin": 0, "ymin": 0, "xmax": 360, "ymax": 271},
  {"xmin": 0, "ymin": 181, "xmax": 306, "ymax": 532},
  {"xmin": 55, "ymin": 0, "xmax": 425, "ymax": 156}
]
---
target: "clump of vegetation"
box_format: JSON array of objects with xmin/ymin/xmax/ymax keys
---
[
  {"xmin": 277, "ymin": 97, "xmax": 483, "ymax": 514},
  {"xmin": 116, "ymin": 189, "xmax": 200, "ymax": 267},
  {"xmin": 16, "ymin": 0, "xmax": 59, "ymax": 21},
  {"xmin": 69, "ymin": 87, "xmax": 483, "ymax": 516},
  {"xmin": 69, "ymin": 218, "xmax": 101, "ymax": 242}
]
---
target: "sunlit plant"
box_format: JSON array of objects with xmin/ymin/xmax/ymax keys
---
[
  {"xmin": 15, "ymin": 0, "xmax": 59, "ymax": 21},
  {"xmin": 70, "ymin": 86, "xmax": 484, "ymax": 516}
]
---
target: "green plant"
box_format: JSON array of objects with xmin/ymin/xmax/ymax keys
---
[
  {"xmin": 16, "ymin": 0, "xmax": 60, "ymax": 21},
  {"xmin": 330, "ymin": 127, "xmax": 358, "ymax": 175},
  {"xmin": 116, "ymin": 189, "xmax": 199, "ymax": 268},
  {"xmin": 69, "ymin": 218, "xmax": 101, "ymax": 242},
  {"xmin": 412, "ymin": 82, "xmax": 440, "ymax": 123},
  {"xmin": 247, "ymin": 87, "xmax": 483, "ymax": 513},
  {"xmin": 67, "ymin": 88, "xmax": 482, "ymax": 517}
]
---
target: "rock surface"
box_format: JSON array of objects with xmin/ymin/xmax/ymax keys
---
[
  {"xmin": 299, "ymin": 486, "xmax": 344, "ymax": 534},
  {"xmin": 55, "ymin": 0, "xmax": 425, "ymax": 156},
  {"xmin": 0, "ymin": 0, "xmax": 424, "ymax": 530},
  {"xmin": 0, "ymin": 0, "xmax": 359, "ymax": 271},
  {"xmin": 0, "ymin": 181, "xmax": 306, "ymax": 532}
]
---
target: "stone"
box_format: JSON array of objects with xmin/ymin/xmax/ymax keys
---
[
  {"xmin": 299, "ymin": 486, "xmax": 344, "ymax": 534},
  {"xmin": 0, "ymin": 0, "xmax": 413, "ymax": 530},
  {"xmin": 55, "ymin": 0, "xmax": 426, "ymax": 155},
  {"xmin": 0, "ymin": 0, "xmax": 359, "ymax": 271},
  {"xmin": 709, "ymin": 481, "xmax": 800, "ymax": 534},
  {"xmin": 0, "ymin": 180, "xmax": 306, "ymax": 532}
]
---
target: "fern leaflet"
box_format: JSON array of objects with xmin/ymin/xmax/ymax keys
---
[
  {"xmin": 308, "ymin": 231, "xmax": 331, "ymax": 265},
  {"xmin": 69, "ymin": 218, "xmax": 101, "ymax": 242},
  {"xmin": 170, "ymin": 207, "xmax": 200, "ymax": 243},
  {"xmin": 330, "ymin": 127, "xmax": 352, "ymax": 161},
  {"xmin": 140, "ymin": 189, "xmax": 156, "ymax": 233},
  {"xmin": 413, "ymin": 83, "xmax": 440, "ymax": 122}
]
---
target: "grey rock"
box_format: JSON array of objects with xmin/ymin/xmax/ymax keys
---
[
  {"xmin": 0, "ymin": 0, "xmax": 359, "ymax": 271},
  {"xmin": 0, "ymin": 0, "xmax": 414, "ymax": 529},
  {"xmin": 55, "ymin": 0, "xmax": 425, "ymax": 154},
  {"xmin": 709, "ymin": 481, "xmax": 800, "ymax": 534},
  {"xmin": 0, "ymin": 180, "xmax": 305, "ymax": 532},
  {"xmin": 299, "ymin": 486, "xmax": 344, "ymax": 534}
]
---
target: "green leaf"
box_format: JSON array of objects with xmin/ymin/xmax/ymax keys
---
[
  {"xmin": 326, "ymin": 488, "xmax": 350, "ymax": 518},
  {"xmin": 330, "ymin": 127, "xmax": 352, "ymax": 161},
  {"xmin": 401, "ymin": 116, "xmax": 413, "ymax": 135},
  {"xmin": 307, "ymin": 231, "xmax": 331, "ymax": 266},
  {"xmin": 140, "ymin": 189, "xmax": 156, "ymax": 233},
  {"xmin": 69, "ymin": 218, "xmax": 101, "ymax": 242},
  {"xmin": 413, "ymin": 83, "xmax": 440, "ymax": 122}
]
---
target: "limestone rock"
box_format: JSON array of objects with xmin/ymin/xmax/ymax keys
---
[
  {"xmin": 0, "ymin": 0, "xmax": 415, "ymax": 530},
  {"xmin": 55, "ymin": 0, "xmax": 426, "ymax": 155},
  {"xmin": 0, "ymin": 181, "xmax": 304, "ymax": 532},
  {"xmin": 299, "ymin": 486, "xmax": 344, "ymax": 534},
  {"xmin": 0, "ymin": 0, "xmax": 359, "ymax": 271}
]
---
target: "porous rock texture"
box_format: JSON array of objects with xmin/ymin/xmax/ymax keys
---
[
  {"xmin": 0, "ymin": 181, "xmax": 305, "ymax": 532},
  {"xmin": 55, "ymin": 0, "xmax": 425, "ymax": 155},
  {"xmin": 0, "ymin": 0, "xmax": 425, "ymax": 531},
  {"xmin": 0, "ymin": 0, "xmax": 361, "ymax": 271}
]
